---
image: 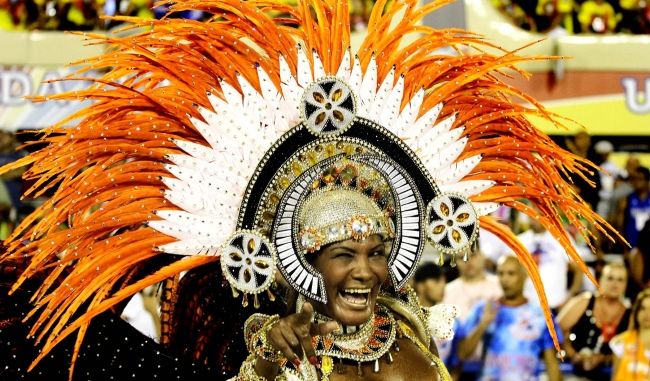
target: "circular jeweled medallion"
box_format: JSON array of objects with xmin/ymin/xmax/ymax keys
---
[
  {"xmin": 220, "ymin": 230, "xmax": 276, "ymax": 294},
  {"xmin": 300, "ymin": 77, "xmax": 357, "ymax": 137},
  {"xmin": 425, "ymin": 193, "xmax": 478, "ymax": 254}
]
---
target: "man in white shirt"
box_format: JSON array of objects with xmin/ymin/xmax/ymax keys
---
[
  {"xmin": 443, "ymin": 244, "xmax": 503, "ymax": 322},
  {"xmin": 518, "ymin": 218, "xmax": 582, "ymax": 312}
]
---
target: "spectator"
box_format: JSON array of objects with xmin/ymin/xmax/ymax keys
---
[
  {"xmin": 615, "ymin": 166, "xmax": 650, "ymax": 250},
  {"xmin": 629, "ymin": 220, "xmax": 650, "ymax": 291},
  {"xmin": 458, "ymin": 255, "xmax": 563, "ymax": 381},
  {"xmin": 518, "ymin": 218, "xmax": 582, "ymax": 312},
  {"xmin": 565, "ymin": 131, "xmax": 601, "ymax": 211},
  {"xmin": 492, "ymin": 0, "xmax": 537, "ymax": 31},
  {"xmin": 413, "ymin": 262, "xmax": 460, "ymax": 379},
  {"xmin": 606, "ymin": 155, "xmax": 639, "ymax": 233},
  {"xmin": 443, "ymin": 242, "xmax": 502, "ymax": 379},
  {"xmin": 57, "ymin": 0, "xmax": 100, "ymax": 31},
  {"xmin": 479, "ymin": 206, "xmax": 513, "ymax": 271},
  {"xmin": 443, "ymin": 242, "xmax": 503, "ymax": 322},
  {"xmin": 594, "ymin": 140, "xmax": 624, "ymax": 219},
  {"xmin": 414, "ymin": 261, "xmax": 447, "ymax": 308},
  {"xmin": 617, "ymin": 0, "xmax": 645, "ymax": 33},
  {"xmin": 0, "ymin": 0, "xmax": 24, "ymax": 30},
  {"xmin": 610, "ymin": 288, "xmax": 650, "ymax": 380},
  {"xmin": 535, "ymin": 0, "xmax": 577, "ymax": 33},
  {"xmin": 578, "ymin": 0, "xmax": 619, "ymax": 33},
  {"xmin": 557, "ymin": 262, "xmax": 631, "ymax": 380}
]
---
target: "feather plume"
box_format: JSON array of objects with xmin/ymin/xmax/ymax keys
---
[{"xmin": 0, "ymin": 0, "xmax": 623, "ymax": 372}]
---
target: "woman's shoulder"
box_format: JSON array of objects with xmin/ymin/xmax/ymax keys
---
[
  {"xmin": 378, "ymin": 287, "xmax": 458, "ymax": 344},
  {"xmin": 557, "ymin": 291, "xmax": 592, "ymax": 326}
]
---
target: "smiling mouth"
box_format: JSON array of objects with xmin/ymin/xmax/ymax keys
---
[{"xmin": 338, "ymin": 288, "xmax": 371, "ymax": 306}]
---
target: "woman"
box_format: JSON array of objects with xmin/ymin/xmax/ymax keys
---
[
  {"xmin": 0, "ymin": 0, "xmax": 620, "ymax": 380},
  {"xmin": 610, "ymin": 289, "xmax": 650, "ymax": 380},
  {"xmin": 557, "ymin": 262, "xmax": 631, "ymax": 380},
  {"xmin": 234, "ymin": 176, "xmax": 454, "ymax": 380}
]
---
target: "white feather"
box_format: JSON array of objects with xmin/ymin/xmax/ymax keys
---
[
  {"xmin": 296, "ymin": 44, "xmax": 313, "ymax": 87},
  {"xmin": 347, "ymin": 56, "xmax": 363, "ymax": 94},
  {"xmin": 473, "ymin": 202, "xmax": 500, "ymax": 216},
  {"xmin": 368, "ymin": 66, "xmax": 395, "ymax": 120},
  {"xmin": 427, "ymin": 304, "xmax": 459, "ymax": 341},
  {"xmin": 358, "ymin": 55, "xmax": 377, "ymax": 115},
  {"xmin": 218, "ymin": 80, "xmax": 242, "ymax": 108},
  {"xmin": 161, "ymin": 177, "xmax": 204, "ymax": 213},
  {"xmin": 257, "ymin": 64, "xmax": 279, "ymax": 100},
  {"xmin": 418, "ymin": 128, "xmax": 465, "ymax": 161},
  {"xmin": 312, "ymin": 50, "xmax": 325, "ymax": 80},
  {"xmin": 336, "ymin": 49, "xmax": 352, "ymax": 79},
  {"xmin": 439, "ymin": 180, "xmax": 496, "ymax": 197},
  {"xmin": 379, "ymin": 74, "xmax": 405, "ymax": 130},
  {"xmin": 171, "ymin": 139, "xmax": 218, "ymax": 163},
  {"xmin": 150, "ymin": 59, "xmax": 309, "ymax": 256},
  {"xmin": 189, "ymin": 115, "xmax": 220, "ymax": 150},
  {"xmin": 279, "ymin": 55, "xmax": 301, "ymax": 107},
  {"xmin": 149, "ymin": 212, "xmax": 230, "ymax": 243},
  {"xmin": 155, "ymin": 240, "xmax": 220, "ymax": 256},
  {"xmin": 393, "ymin": 88, "xmax": 424, "ymax": 136},
  {"xmin": 433, "ymin": 154, "xmax": 483, "ymax": 185},
  {"xmin": 401, "ymin": 103, "xmax": 444, "ymax": 141}
]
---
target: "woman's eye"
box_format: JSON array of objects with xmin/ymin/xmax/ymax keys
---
[
  {"xmin": 371, "ymin": 251, "xmax": 385, "ymax": 257},
  {"xmin": 334, "ymin": 253, "xmax": 353, "ymax": 259}
]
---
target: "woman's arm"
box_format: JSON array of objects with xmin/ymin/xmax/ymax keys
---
[
  {"xmin": 556, "ymin": 293, "xmax": 590, "ymax": 366},
  {"xmin": 543, "ymin": 348, "xmax": 563, "ymax": 381},
  {"xmin": 458, "ymin": 303, "xmax": 497, "ymax": 360},
  {"xmin": 557, "ymin": 293, "xmax": 590, "ymax": 333},
  {"xmin": 629, "ymin": 248, "xmax": 645, "ymax": 289},
  {"xmin": 246, "ymin": 302, "xmax": 338, "ymax": 380}
]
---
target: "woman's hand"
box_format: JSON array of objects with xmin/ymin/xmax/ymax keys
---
[
  {"xmin": 266, "ymin": 302, "xmax": 339, "ymax": 368},
  {"xmin": 573, "ymin": 352, "xmax": 608, "ymax": 371}
]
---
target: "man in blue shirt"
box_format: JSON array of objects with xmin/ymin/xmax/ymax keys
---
[{"xmin": 458, "ymin": 255, "xmax": 563, "ymax": 381}]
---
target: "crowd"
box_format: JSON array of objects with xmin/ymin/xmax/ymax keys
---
[
  {"xmin": 411, "ymin": 131, "xmax": 650, "ymax": 380},
  {"xmin": 0, "ymin": 0, "xmax": 376, "ymax": 31},
  {"xmin": 0, "ymin": 0, "xmax": 199, "ymax": 31},
  {"xmin": 492, "ymin": 0, "xmax": 650, "ymax": 34}
]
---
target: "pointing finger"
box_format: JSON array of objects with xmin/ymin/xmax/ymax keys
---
[
  {"xmin": 296, "ymin": 301, "xmax": 314, "ymax": 326},
  {"xmin": 310, "ymin": 320, "xmax": 340, "ymax": 336}
]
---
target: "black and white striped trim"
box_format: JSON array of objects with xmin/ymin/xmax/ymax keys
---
[{"xmin": 354, "ymin": 155, "xmax": 425, "ymax": 289}]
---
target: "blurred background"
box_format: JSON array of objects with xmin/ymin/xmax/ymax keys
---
[{"xmin": 1, "ymin": 0, "xmax": 649, "ymax": 380}]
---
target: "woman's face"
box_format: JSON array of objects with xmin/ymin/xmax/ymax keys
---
[
  {"xmin": 599, "ymin": 266, "xmax": 627, "ymax": 299},
  {"xmin": 311, "ymin": 234, "xmax": 389, "ymax": 326},
  {"xmin": 638, "ymin": 297, "xmax": 650, "ymax": 330}
]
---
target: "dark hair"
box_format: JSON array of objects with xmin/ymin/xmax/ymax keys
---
[
  {"xmin": 629, "ymin": 288, "xmax": 650, "ymax": 331},
  {"xmin": 636, "ymin": 166, "xmax": 650, "ymax": 181},
  {"xmin": 413, "ymin": 262, "xmax": 445, "ymax": 283}
]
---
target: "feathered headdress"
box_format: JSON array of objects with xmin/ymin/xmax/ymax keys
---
[{"xmin": 0, "ymin": 0, "xmax": 620, "ymax": 376}]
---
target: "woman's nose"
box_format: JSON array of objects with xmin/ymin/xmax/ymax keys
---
[{"xmin": 351, "ymin": 256, "xmax": 373, "ymax": 281}]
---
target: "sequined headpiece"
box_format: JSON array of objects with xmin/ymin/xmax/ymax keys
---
[
  {"xmin": 0, "ymin": 0, "xmax": 623, "ymax": 372},
  {"xmin": 298, "ymin": 187, "xmax": 394, "ymax": 254}
]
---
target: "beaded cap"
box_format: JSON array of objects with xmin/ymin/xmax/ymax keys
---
[{"xmin": 298, "ymin": 187, "xmax": 394, "ymax": 253}]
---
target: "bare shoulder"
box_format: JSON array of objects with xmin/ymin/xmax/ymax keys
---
[
  {"xmin": 557, "ymin": 292, "xmax": 591, "ymax": 328},
  {"xmin": 566, "ymin": 292, "xmax": 592, "ymax": 311}
]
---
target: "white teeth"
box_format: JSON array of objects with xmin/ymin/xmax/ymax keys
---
[{"xmin": 343, "ymin": 288, "xmax": 371, "ymax": 294}]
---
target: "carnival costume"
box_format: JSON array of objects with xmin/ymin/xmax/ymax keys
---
[{"xmin": 0, "ymin": 0, "xmax": 621, "ymax": 380}]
